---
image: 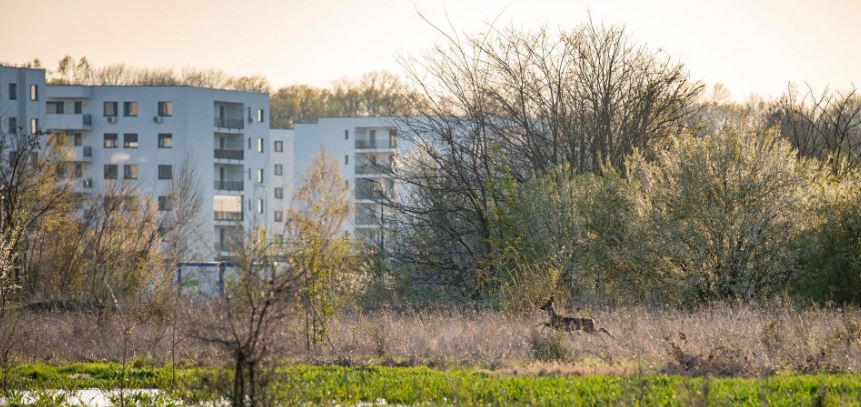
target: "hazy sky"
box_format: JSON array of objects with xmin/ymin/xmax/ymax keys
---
[{"xmin": 1, "ymin": 0, "xmax": 859, "ymax": 100}]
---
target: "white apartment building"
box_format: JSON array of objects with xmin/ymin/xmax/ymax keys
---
[
  {"xmin": 0, "ymin": 66, "xmax": 46, "ymax": 139},
  {"xmin": 291, "ymin": 117, "xmax": 405, "ymax": 246},
  {"xmin": 41, "ymin": 82, "xmax": 270, "ymax": 260},
  {"xmin": 3, "ymin": 66, "xmax": 413, "ymax": 260},
  {"xmin": 266, "ymin": 129, "xmax": 294, "ymax": 241}
]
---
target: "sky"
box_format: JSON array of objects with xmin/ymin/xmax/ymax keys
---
[{"xmin": 1, "ymin": 0, "xmax": 859, "ymax": 101}]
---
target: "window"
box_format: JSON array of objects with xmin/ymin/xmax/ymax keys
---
[
  {"xmin": 73, "ymin": 133, "xmax": 82, "ymax": 146},
  {"xmin": 158, "ymin": 196, "xmax": 173, "ymax": 211},
  {"xmin": 123, "ymin": 133, "xmax": 139, "ymax": 148},
  {"xmin": 274, "ymin": 187, "xmax": 283, "ymax": 199},
  {"xmin": 345, "ymin": 155, "xmax": 349, "ymax": 165},
  {"xmin": 274, "ymin": 164, "xmax": 283, "ymax": 176},
  {"xmin": 104, "ymin": 164, "xmax": 118, "ymax": 180},
  {"xmin": 29, "ymin": 84, "xmax": 38, "ymax": 101},
  {"xmin": 30, "ymin": 118, "xmax": 38, "ymax": 134},
  {"xmin": 123, "ymin": 164, "xmax": 138, "ymax": 179},
  {"xmin": 247, "ymin": 137, "xmax": 251, "ymax": 150},
  {"xmin": 389, "ymin": 128, "xmax": 398, "ymax": 148},
  {"xmin": 158, "ymin": 165, "xmax": 172, "ymax": 180},
  {"xmin": 104, "ymin": 133, "xmax": 118, "ymax": 148},
  {"xmin": 274, "ymin": 140, "xmax": 283, "ymax": 152},
  {"xmin": 123, "ymin": 101, "xmax": 138, "ymax": 117},
  {"xmin": 274, "ymin": 211, "xmax": 283, "ymax": 222},
  {"xmin": 7, "ymin": 117, "xmax": 16, "ymax": 134},
  {"xmin": 74, "ymin": 164, "xmax": 83, "ymax": 178},
  {"xmin": 74, "ymin": 101, "xmax": 83, "ymax": 114},
  {"xmin": 344, "ymin": 129, "xmax": 349, "ymax": 140},
  {"xmin": 157, "ymin": 101, "xmax": 173, "ymax": 116},
  {"xmin": 247, "ymin": 168, "xmax": 251, "ymax": 180},
  {"xmin": 256, "ymin": 108, "xmax": 264, "ymax": 122},
  {"xmin": 103, "ymin": 101, "xmax": 117, "ymax": 117},
  {"xmin": 256, "ymin": 199, "xmax": 263, "ymax": 214},
  {"xmin": 158, "ymin": 133, "xmax": 172, "ymax": 148},
  {"xmin": 256, "ymin": 168, "xmax": 264, "ymax": 183},
  {"xmin": 256, "ymin": 138, "xmax": 263, "ymax": 153},
  {"xmin": 47, "ymin": 101, "xmax": 64, "ymax": 114},
  {"xmin": 8, "ymin": 83, "xmax": 16, "ymax": 100}
]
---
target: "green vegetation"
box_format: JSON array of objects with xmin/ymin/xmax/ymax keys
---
[{"xmin": 3, "ymin": 363, "xmax": 861, "ymax": 406}]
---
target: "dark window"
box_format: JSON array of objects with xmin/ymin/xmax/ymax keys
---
[
  {"xmin": 104, "ymin": 164, "xmax": 118, "ymax": 180},
  {"xmin": 103, "ymin": 102, "xmax": 117, "ymax": 117},
  {"xmin": 74, "ymin": 101, "xmax": 83, "ymax": 114},
  {"xmin": 7, "ymin": 117, "xmax": 16, "ymax": 134},
  {"xmin": 104, "ymin": 134, "xmax": 118, "ymax": 148},
  {"xmin": 274, "ymin": 140, "xmax": 283, "ymax": 152},
  {"xmin": 344, "ymin": 129, "xmax": 349, "ymax": 140},
  {"xmin": 123, "ymin": 164, "xmax": 138, "ymax": 179},
  {"xmin": 8, "ymin": 83, "xmax": 16, "ymax": 100},
  {"xmin": 29, "ymin": 84, "xmax": 38, "ymax": 101},
  {"xmin": 274, "ymin": 211, "xmax": 283, "ymax": 222},
  {"xmin": 47, "ymin": 101, "xmax": 64, "ymax": 114},
  {"xmin": 123, "ymin": 101, "xmax": 138, "ymax": 117},
  {"xmin": 157, "ymin": 101, "xmax": 173, "ymax": 116},
  {"xmin": 158, "ymin": 165, "xmax": 172, "ymax": 180},
  {"xmin": 345, "ymin": 155, "xmax": 349, "ymax": 165},
  {"xmin": 158, "ymin": 133, "xmax": 172, "ymax": 148},
  {"xmin": 158, "ymin": 196, "xmax": 173, "ymax": 211},
  {"xmin": 74, "ymin": 164, "xmax": 83, "ymax": 178},
  {"xmin": 123, "ymin": 133, "xmax": 139, "ymax": 148},
  {"xmin": 274, "ymin": 164, "xmax": 283, "ymax": 176},
  {"xmin": 274, "ymin": 187, "xmax": 283, "ymax": 199},
  {"xmin": 73, "ymin": 132, "xmax": 82, "ymax": 146}
]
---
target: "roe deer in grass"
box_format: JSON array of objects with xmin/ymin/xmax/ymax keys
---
[{"xmin": 540, "ymin": 296, "xmax": 614, "ymax": 339}]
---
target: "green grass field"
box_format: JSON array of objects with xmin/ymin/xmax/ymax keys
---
[{"xmin": 3, "ymin": 363, "xmax": 861, "ymax": 406}]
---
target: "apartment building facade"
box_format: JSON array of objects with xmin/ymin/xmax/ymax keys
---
[
  {"xmin": 291, "ymin": 117, "xmax": 405, "ymax": 247},
  {"xmin": 0, "ymin": 66, "xmax": 46, "ymax": 139},
  {"xmin": 41, "ymin": 82, "xmax": 270, "ymax": 260},
  {"xmin": 3, "ymin": 66, "xmax": 413, "ymax": 259}
]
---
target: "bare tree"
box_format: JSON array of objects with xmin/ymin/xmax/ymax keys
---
[
  {"xmin": 769, "ymin": 84, "xmax": 861, "ymax": 176},
  {"xmin": 388, "ymin": 19, "xmax": 702, "ymax": 301}
]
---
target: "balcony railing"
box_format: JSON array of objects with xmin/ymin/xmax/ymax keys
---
[
  {"xmin": 214, "ymin": 180, "xmax": 244, "ymax": 191},
  {"xmin": 355, "ymin": 139, "xmax": 396, "ymax": 149},
  {"xmin": 214, "ymin": 148, "xmax": 244, "ymax": 160},
  {"xmin": 214, "ymin": 117, "xmax": 244, "ymax": 130},
  {"xmin": 355, "ymin": 162, "xmax": 393, "ymax": 175},
  {"xmin": 214, "ymin": 211, "xmax": 243, "ymax": 222}
]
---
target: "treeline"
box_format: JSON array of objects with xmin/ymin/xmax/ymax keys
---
[
  {"xmin": 378, "ymin": 22, "xmax": 861, "ymax": 310},
  {"xmin": 19, "ymin": 56, "xmax": 413, "ymax": 129}
]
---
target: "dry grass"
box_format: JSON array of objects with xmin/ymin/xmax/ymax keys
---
[{"xmin": 6, "ymin": 303, "xmax": 861, "ymax": 377}]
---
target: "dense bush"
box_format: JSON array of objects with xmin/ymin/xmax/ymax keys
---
[{"xmin": 489, "ymin": 124, "xmax": 852, "ymax": 309}]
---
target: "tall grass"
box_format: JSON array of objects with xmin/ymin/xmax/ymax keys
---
[{"xmin": 8, "ymin": 303, "xmax": 861, "ymax": 377}]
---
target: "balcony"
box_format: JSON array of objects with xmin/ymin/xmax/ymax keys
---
[
  {"xmin": 214, "ymin": 117, "xmax": 244, "ymax": 130},
  {"xmin": 60, "ymin": 146, "xmax": 93, "ymax": 162},
  {"xmin": 46, "ymin": 86, "xmax": 92, "ymax": 99},
  {"xmin": 214, "ymin": 180, "xmax": 244, "ymax": 191},
  {"xmin": 214, "ymin": 148, "xmax": 244, "ymax": 161},
  {"xmin": 214, "ymin": 211, "xmax": 243, "ymax": 222},
  {"xmin": 356, "ymin": 161, "xmax": 393, "ymax": 175},
  {"xmin": 44, "ymin": 113, "xmax": 92, "ymax": 130}
]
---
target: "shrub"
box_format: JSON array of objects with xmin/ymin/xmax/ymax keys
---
[{"xmin": 528, "ymin": 329, "xmax": 569, "ymax": 362}]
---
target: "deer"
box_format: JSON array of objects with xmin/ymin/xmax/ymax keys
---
[{"xmin": 540, "ymin": 296, "xmax": 614, "ymax": 339}]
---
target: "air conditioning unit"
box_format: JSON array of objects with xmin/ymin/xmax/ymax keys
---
[
  {"xmin": 153, "ymin": 116, "xmax": 163, "ymax": 123},
  {"xmin": 107, "ymin": 116, "xmax": 118, "ymax": 124}
]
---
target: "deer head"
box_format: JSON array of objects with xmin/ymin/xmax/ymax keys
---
[{"xmin": 540, "ymin": 296, "xmax": 555, "ymax": 311}]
